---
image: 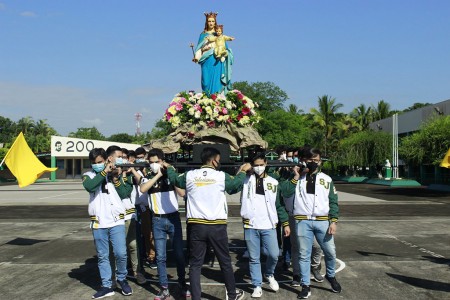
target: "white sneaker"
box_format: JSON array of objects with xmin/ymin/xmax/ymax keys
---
[
  {"xmin": 251, "ymin": 286, "xmax": 262, "ymax": 298},
  {"xmin": 266, "ymin": 275, "xmax": 279, "ymax": 291}
]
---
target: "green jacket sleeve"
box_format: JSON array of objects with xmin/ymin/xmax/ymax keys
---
[
  {"xmin": 279, "ymin": 177, "xmax": 298, "ymax": 198},
  {"xmin": 328, "ymin": 180, "xmax": 339, "ymax": 221},
  {"xmin": 114, "ymin": 178, "xmax": 131, "ymax": 199},
  {"xmin": 275, "ymin": 187, "xmax": 289, "ymax": 226},
  {"xmin": 167, "ymin": 166, "xmax": 187, "ymax": 189},
  {"xmin": 224, "ymin": 171, "xmax": 246, "ymax": 194},
  {"xmin": 117, "ymin": 175, "xmax": 133, "ymax": 199},
  {"xmin": 82, "ymin": 170, "xmax": 107, "ymax": 193}
]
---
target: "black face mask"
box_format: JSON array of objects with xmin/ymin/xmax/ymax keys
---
[{"xmin": 306, "ymin": 161, "xmax": 319, "ymax": 173}]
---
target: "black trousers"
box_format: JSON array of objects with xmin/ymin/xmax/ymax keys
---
[{"xmin": 189, "ymin": 223, "xmax": 237, "ymax": 300}]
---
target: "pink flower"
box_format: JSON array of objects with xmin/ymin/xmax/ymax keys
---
[
  {"xmin": 194, "ymin": 104, "xmax": 202, "ymax": 112},
  {"xmin": 165, "ymin": 112, "xmax": 172, "ymax": 120},
  {"xmin": 227, "ymin": 118, "xmax": 232, "ymax": 123},
  {"xmin": 242, "ymin": 107, "xmax": 251, "ymax": 115},
  {"xmin": 179, "ymin": 97, "xmax": 187, "ymax": 103},
  {"xmin": 175, "ymin": 103, "xmax": 183, "ymax": 111},
  {"xmin": 222, "ymin": 107, "xmax": 228, "ymax": 114},
  {"xmin": 237, "ymin": 113, "xmax": 243, "ymax": 121},
  {"xmin": 207, "ymin": 121, "xmax": 215, "ymax": 127},
  {"xmin": 211, "ymin": 94, "xmax": 217, "ymax": 100},
  {"xmin": 242, "ymin": 100, "xmax": 247, "ymax": 105},
  {"xmin": 237, "ymin": 93, "xmax": 244, "ymax": 100}
]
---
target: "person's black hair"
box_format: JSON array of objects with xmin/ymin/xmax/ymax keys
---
[
  {"xmin": 251, "ymin": 151, "xmax": 267, "ymax": 164},
  {"xmin": 148, "ymin": 148, "xmax": 165, "ymax": 160},
  {"xmin": 275, "ymin": 145, "xmax": 287, "ymax": 155},
  {"xmin": 201, "ymin": 147, "xmax": 221, "ymax": 164},
  {"xmin": 302, "ymin": 147, "xmax": 321, "ymax": 159},
  {"xmin": 128, "ymin": 150, "xmax": 136, "ymax": 158},
  {"xmin": 106, "ymin": 145, "xmax": 121, "ymax": 157},
  {"xmin": 89, "ymin": 148, "xmax": 106, "ymax": 163},
  {"xmin": 121, "ymin": 148, "xmax": 129, "ymax": 156},
  {"xmin": 135, "ymin": 147, "xmax": 147, "ymax": 157}
]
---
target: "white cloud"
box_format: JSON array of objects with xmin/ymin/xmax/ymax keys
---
[
  {"xmin": 20, "ymin": 11, "xmax": 37, "ymax": 17},
  {"xmin": 82, "ymin": 118, "xmax": 103, "ymax": 126}
]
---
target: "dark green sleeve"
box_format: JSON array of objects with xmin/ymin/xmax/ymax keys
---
[
  {"xmin": 328, "ymin": 180, "xmax": 339, "ymax": 221},
  {"xmin": 114, "ymin": 180, "xmax": 131, "ymax": 199},
  {"xmin": 267, "ymin": 168, "xmax": 280, "ymax": 180},
  {"xmin": 275, "ymin": 187, "xmax": 289, "ymax": 226},
  {"xmin": 224, "ymin": 171, "xmax": 246, "ymax": 194},
  {"xmin": 82, "ymin": 171, "xmax": 107, "ymax": 193},
  {"xmin": 279, "ymin": 177, "xmax": 298, "ymax": 198},
  {"xmin": 167, "ymin": 166, "xmax": 187, "ymax": 189},
  {"xmin": 118, "ymin": 175, "xmax": 133, "ymax": 198}
]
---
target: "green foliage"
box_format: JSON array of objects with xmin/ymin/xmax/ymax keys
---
[
  {"xmin": 372, "ymin": 100, "xmax": 392, "ymax": 121},
  {"xmin": 232, "ymin": 81, "xmax": 288, "ymax": 112},
  {"xmin": 403, "ymin": 102, "xmax": 432, "ymax": 112},
  {"xmin": 334, "ymin": 130, "xmax": 392, "ymax": 167},
  {"xmin": 69, "ymin": 127, "xmax": 106, "ymax": 141},
  {"xmin": 399, "ymin": 115, "xmax": 450, "ymax": 165},
  {"xmin": 255, "ymin": 109, "xmax": 315, "ymax": 148},
  {"xmin": 108, "ymin": 133, "xmax": 135, "ymax": 143}
]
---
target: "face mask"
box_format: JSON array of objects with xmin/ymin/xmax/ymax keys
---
[
  {"xmin": 92, "ymin": 163, "xmax": 105, "ymax": 173},
  {"xmin": 280, "ymin": 153, "xmax": 286, "ymax": 160},
  {"xmin": 293, "ymin": 157, "xmax": 299, "ymax": 164},
  {"xmin": 135, "ymin": 158, "xmax": 146, "ymax": 163},
  {"xmin": 253, "ymin": 166, "xmax": 266, "ymax": 176},
  {"xmin": 287, "ymin": 157, "xmax": 293, "ymax": 162},
  {"xmin": 150, "ymin": 162, "xmax": 161, "ymax": 174},
  {"xmin": 115, "ymin": 157, "xmax": 124, "ymax": 165},
  {"xmin": 306, "ymin": 161, "xmax": 319, "ymax": 173},
  {"xmin": 122, "ymin": 159, "xmax": 128, "ymax": 164}
]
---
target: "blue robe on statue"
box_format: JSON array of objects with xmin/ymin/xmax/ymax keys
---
[{"xmin": 195, "ymin": 31, "xmax": 233, "ymax": 96}]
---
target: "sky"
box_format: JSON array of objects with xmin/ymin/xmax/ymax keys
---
[{"xmin": 1, "ymin": 0, "xmax": 449, "ymax": 137}]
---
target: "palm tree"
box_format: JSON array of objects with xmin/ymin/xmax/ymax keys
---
[
  {"xmin": 310, "ymin": 95, "xmax": 343, "ymax": 156},
  {"xmin": 351, "ymin": 104, "xmax": 373, "ymax": 130},
  {"xmin": 16, "ymin": 116, "xmax": 35, "ymax": 135},
  {"xmin": 372, "ymin": 100, "xmax": 392, "ymax": 121},
  {"xmin": 287, "ymin": 104, "xmax": 303, "ymax": 114}
]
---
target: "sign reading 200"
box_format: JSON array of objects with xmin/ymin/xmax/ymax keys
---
[{"xmin": 54, "ymin": 140, "xmax": 95, "ymax": 153}]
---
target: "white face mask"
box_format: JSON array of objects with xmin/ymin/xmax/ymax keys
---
[
  {"xmin": 253, "ymin": 166, "xmax": 266, "ymax": 176},
  {"xmin": 150, "ymin": 162, "xmax": 161, "ymax": 174}
]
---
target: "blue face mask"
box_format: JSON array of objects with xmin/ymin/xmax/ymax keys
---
[
  {"xmin": 293, "ymin": 157, "xmax": 299, "ymax": 163},
  {"xmin": 92, "ymin": 163, "xmax": 105, "ymax": 173},
  {"xmin": 287, "ymin": 157, "xmax": 293, "ymax": 162},
  {"xmin": 135, "ymin": 158, "xmax": 146, "ymax": 163},
  {"xmin": 115, "ymin": 157, "xmax": 124, "ymax": 165}
]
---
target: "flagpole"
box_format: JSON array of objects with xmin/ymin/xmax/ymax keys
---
[{"xmin": 0, "ymin": 132, "xmax": 23, "ymax": 167}]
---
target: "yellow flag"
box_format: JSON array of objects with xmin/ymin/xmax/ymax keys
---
[
  {"xmin": 3, "ymin": 132, "xmax": 57, "ymax": 188},
  {"xmin": 440, "ymin": 148, "xmax": 450, "ymax": 168}
]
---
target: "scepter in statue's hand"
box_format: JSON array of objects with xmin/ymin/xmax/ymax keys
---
[{"xmin": 190, "ymin": 43, "xmax": 198, "ymax": 63}]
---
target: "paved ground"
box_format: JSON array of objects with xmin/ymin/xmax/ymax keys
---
[{"xmin": 0, "ymin": 181, "xmax": 449, "ymax": 300}]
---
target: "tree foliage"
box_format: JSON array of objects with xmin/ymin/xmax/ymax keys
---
[
  {"xmin": 399, "ymin": 115, "xmax": 450, "ymax": 165},
  {"xmin": 69, "ymin": 127, "xmax": 105, "ymax": 141},
  {"xmin": 335, "ymin": 130, "xmax": 392, "ymax": 167},
  {"xmin": 232, "ymin": 81, "xmax": 288, "ymax": 112}
]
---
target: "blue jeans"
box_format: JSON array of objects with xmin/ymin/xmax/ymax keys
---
[
  {"xmin": 152, "ymin": 214, "xmax": 186, "ymax": 287},
  {"xmin": 296, "ymin": 220, "xmax": 336, "ymax": 286},
  {"xmin": 244, "ymin": 228, "xmax": 279, "ymax": 287},
  {"xmin": 92, "ymin": 224, "xmax": 127, "ymax": 288}
]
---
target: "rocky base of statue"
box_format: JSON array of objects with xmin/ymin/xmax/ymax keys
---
[{"xmin": 149, "ymin": 123, "xmax": 267, "ymax": 154}]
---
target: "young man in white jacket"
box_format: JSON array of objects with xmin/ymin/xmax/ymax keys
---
[
  {"xmin": 82, "ymin": 147, "xmax": 133, "ymax": 299},
  {"xmin": 236, "ymin": 152, "xmax": 290, "ymax": 298},
  {"xmin": 164, "ymin": 147, "xmax": 252, "ymax": 300},
  {"xmin": 280, "ymin": 147, "xmax": 341, "ymax": 299}
]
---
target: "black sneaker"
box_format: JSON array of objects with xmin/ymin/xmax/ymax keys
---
[
  {"xmin": 154, "ymin": 288, "xmax": 171, "ymax": 300},
  {"xmin": 92, "ymin": 287, "xmax": 114, "ymax": 299},
  {"xmin": 291, "ymin": 274, "xmax": 301, "ymax": 287},
  {"xmin": 117, "ymin": 279, "xmax": 133, "ymax": 296},
  {"xmin": 311, "ymin": 266, "xmax": 324, "ymax": 282},
  {"xmin": 297, "ymin": 285, "xmax": 311, "ymax": 299},
  {"xmin": 325, "ymin": 275, "xmax": 342, "ymax": 293},
  {"xmin": 179, "ymin": 282, "xmax": 191, "ymax": 298}
]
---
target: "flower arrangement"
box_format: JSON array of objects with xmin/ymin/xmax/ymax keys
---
[{"xmin": 163, "ymin": 90, "xmax": 261, "ymax": 129}]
